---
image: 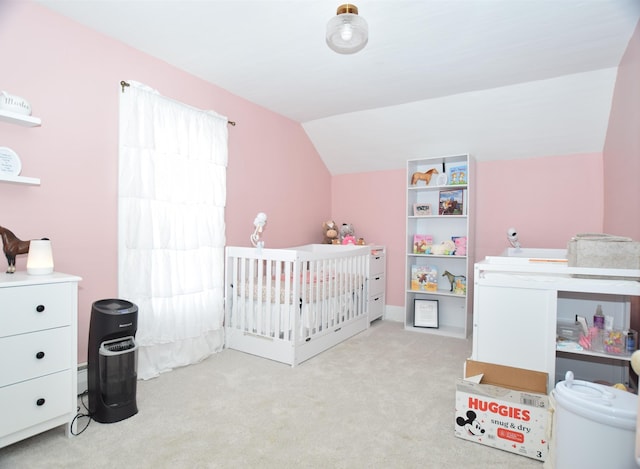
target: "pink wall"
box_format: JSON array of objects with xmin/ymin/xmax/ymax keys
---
[
  {"xmin": 331, "ymin": 154, "xmax": 605, "ymax": 308},
  {"xmin": 332, "ymin": 169, "xmax": 406, "ymax": 306},
  {"xmin": 1, "ymin": 1, "xmax": 330, "ymax": 363},
  {"xmin": 476, "ymin": 153, "xmax": 604, "ymax": 258},
  {"xmin": 603, "ymin": 21, "xmax": 640, "ymax": 238}
]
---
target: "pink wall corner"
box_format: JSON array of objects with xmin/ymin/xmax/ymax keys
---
[
  {"xmin": 331, "ymin": 169, "xmax": 406, "ymax": 307},
  {"xmin": 1, "ymin": 1, "xmax": 330, "ymax": 363},
  {"xmin": 603, "ymin": 20, "xmax": 640, "ymax": 239}
]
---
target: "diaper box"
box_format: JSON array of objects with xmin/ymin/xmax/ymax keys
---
[{"xmin": 455, "ymin": 360, "xmax": 551, "ymax": 462}]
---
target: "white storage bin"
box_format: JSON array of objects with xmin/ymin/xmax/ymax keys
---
[{"xmin": 552, "ymin": 371, "xmax": 637, "ymax": 468}]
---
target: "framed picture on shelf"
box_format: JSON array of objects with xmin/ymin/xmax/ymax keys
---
[
  {"xmin": 414, "ymin": 299, "xmax": 439, "ymax": 328},
  {"xmin": 413, "ymin": 203, "xmax": 431, "ymax": 216},
  {"xmin": 439, "ymin": 189, "xmax": 464, "ymax": 215}
]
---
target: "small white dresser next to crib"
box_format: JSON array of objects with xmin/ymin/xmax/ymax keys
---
[
  {"xmin": 366, "ymin": 246, "xmax": 386, "ymax": 323},
  {"xmin": 0, "ymin": 272, "xmax": 81, "ymax": 448}
]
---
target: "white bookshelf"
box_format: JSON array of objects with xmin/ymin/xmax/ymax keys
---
[{"xmin": 404, "ymin": 154, "xmax": 474, "ymax": 339}]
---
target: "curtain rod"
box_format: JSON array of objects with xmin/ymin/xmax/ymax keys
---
[{"xmin": 120, "ymin": 80, "xmax": 236, "ymax": 126}]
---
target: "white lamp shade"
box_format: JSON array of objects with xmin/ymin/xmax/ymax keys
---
[
  {"xmin": 27, "ymin": 239, "xmax": 54, "ymax": 275},
  {"xmin": 326, "ymin": 8, "xmax": 368, "ymax": 54}
]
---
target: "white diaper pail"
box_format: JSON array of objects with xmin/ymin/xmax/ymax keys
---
[{"xmin": 552, "ymin": 371, "xmax": 637, "ymax": 469}]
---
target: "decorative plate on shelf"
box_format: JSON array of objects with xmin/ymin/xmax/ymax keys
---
[
  {"xmin": 436, "ymin": 173, "xmax": 448, "ymax": 186},
  {"xmin": 0, "ymin": 147, "xmax": 22, "ymax": 176}
]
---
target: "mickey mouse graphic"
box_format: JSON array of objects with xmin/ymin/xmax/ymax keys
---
[{"xmin": 456, "ymin": 410, "xmax": 485, "ymax": 437}]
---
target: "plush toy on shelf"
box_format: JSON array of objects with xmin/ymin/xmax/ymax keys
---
[
  {"xmin": 454, "ymin": 236, "xmax": 467, "ymax": 256},
  {"xmin": 432, "ymin": 239, "xmax": 456, "ymax": 256},
  {"xmin": 322, "ymin": 221, "xmax": 339, "ymax": 244}
]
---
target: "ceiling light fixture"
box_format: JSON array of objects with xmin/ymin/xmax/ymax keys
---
[{"xmin": 326, "ymin": 4, "xmax": 368, "ymax": 54}]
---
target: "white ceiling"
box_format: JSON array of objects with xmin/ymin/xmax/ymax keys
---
[{"xmin": 34, "ymin": 0, "xmax": 640, "ymax": 173}]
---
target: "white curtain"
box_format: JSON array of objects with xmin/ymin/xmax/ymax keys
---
[{"xmin": 118, "ymin": 81, "xmax": 227, "ymax": 380}]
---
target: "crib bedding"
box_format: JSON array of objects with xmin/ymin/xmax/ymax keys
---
[
  {"xmin": 235, "ymin": 272, "xmax": 364, "ymax": 304},
  {"xmin": 224, "ymin": 244, "xmax": 370, "ymax": 366},
  {"xmin": 231, "ymin": 288, "xmax": 361, "ymax": 339}
]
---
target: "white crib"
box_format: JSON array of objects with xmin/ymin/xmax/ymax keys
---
[{"xmin": 224, "ymin": 244, "xmax": 369, "ymax": 366}]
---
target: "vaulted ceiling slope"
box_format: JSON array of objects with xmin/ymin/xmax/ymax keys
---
[{"xmin": 35, "ymin": 0, "xmax": 640, "ymax": 173}]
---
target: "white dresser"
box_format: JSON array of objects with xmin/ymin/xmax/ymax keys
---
[
  {"xmin": 0, "ymin": 272, "xmax": 81, "ymax": 448},
  {"xmin": 366, "ymin": 246, "xmax": 386, "ymax": 323}
]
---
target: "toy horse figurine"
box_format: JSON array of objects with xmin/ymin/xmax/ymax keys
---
[
  {"xmin": 0, "ymin": 226, "xmax": 31, "ymax": 273},
  {"xmin": 410, "ymin": 168, "xmax": 438, "ymax": 186},
  {"xmin": 442, "ymin": 270, "xmax": 466, "ymax": 293}
]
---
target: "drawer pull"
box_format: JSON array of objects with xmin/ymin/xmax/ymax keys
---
[
  {"xmin": 36, "ymin": 398, "xmax": 46, "ymax": 406},
  {"xmin": 36, "ymin": 351, "xmax": 45, "ymax": 359},
  {"xmin": 36, "ymin": 304, "xmax": 45, "ymax": 313}
]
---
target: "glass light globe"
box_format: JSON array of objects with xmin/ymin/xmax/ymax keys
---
[{"xmin": 326, "ymin": 6, "xmax": 368, "ymax": 54}]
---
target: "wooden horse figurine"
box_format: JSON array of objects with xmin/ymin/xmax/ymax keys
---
[
  {"xmin": 0, "ymin": 226, "xmax": 31, "ymax": 273},
  {"xmin": 410, "ymin": 168, "xmax": 438, "ymax": 186},
  {"xmin": 442, "ymin": 270, "xmax": 466, "ymax": 292}
]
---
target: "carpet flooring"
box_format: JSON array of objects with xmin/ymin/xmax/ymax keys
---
[{"xmin": 0, "ymin": 320, "xmax": 543, "ymax": 468}]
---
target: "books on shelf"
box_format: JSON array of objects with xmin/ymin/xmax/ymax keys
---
[
  {"xmin": 411, "ymin": 264, "xmax": 438, "ymax": 292},
  {"xmin": 413, "ymin": 234, "xmax": 433, "ymax": 254},
  {"xmin": 439, "ymin": 189, "xmax": 464, "ymax": 215},
  {"xmin": 448, "ymin": 164, "xmax": 467, "ymax": 185}
]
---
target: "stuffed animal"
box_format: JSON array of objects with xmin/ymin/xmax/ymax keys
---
[
  {"xmin": 432, "ymin": 239, "xmax": 456, "ymax": 256},
  {"xmin": 342, "ymin": 235, "xmax": 356, "ymax": 245},
  {"xmin": 340, "ymin": 223, "xmax": 355, "ymax": 243},
  {"xmin": 454, "ymin": 236, "xmax": 467, "ymax": 256},
  {"xmin": 322, "ymin": 221, "xmax": 339, "ymax": 244}
]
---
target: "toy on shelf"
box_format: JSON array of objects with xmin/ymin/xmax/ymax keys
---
[
  {"xmin": 432, "ymin": 239, "xmax": 455, "ymax": 256},
  {"xmin": 453, "ymin": 236, "xmax": 467, "ymax": 256},
  {"xmin": 443, "ymin": 270, "xmax": 466, "ymax": 294},
  {"xmin": 410, "ymin": 168, "xmax": 438, "ymax": 186}
]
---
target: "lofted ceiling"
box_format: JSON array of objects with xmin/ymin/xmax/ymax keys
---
[{"xmin": 34, "ymin": 0, "xmax": 640, "ymax": 173}]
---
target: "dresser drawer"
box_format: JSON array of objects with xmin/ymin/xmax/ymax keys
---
[
  {"xmin": 368, "ymin": 274, "xmax": 385, "ymax": 297},
  {"xmin": 0, "ymin": 370, "xmax": 71, "ymax": 436},
  {"xmin": 368, "ymin": 294, "xmax": 384, "ymax": 321},
  {"xmin": 369, "ymin": 253, "xmax": 385, "ymax": 275},
  {"xmin": 0, "ymin": 327, "xmax": 71, "ymax": 387},
  {"xmin": 0, "ymin": 283, "xmax": 74, "ymax": 337}
]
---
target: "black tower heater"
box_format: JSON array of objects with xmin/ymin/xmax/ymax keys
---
[{"xmin": 88, "ymin": 299, "xmax": 139, "ymax": 423}]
